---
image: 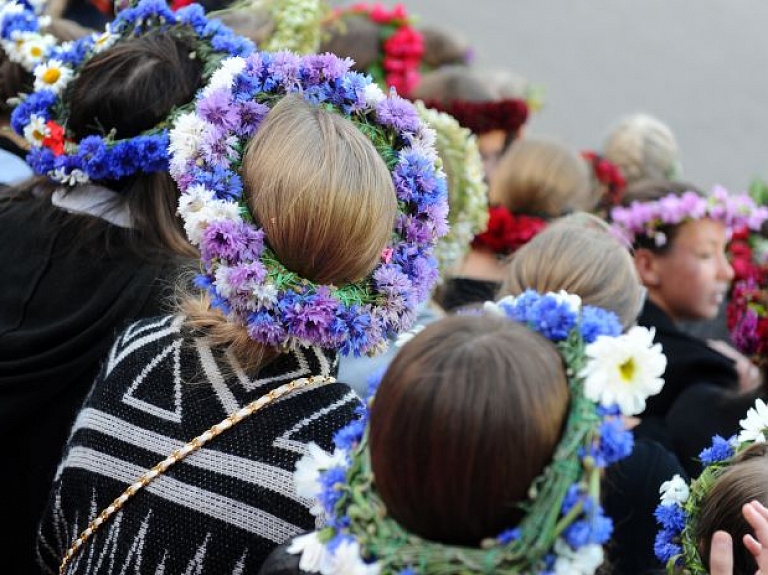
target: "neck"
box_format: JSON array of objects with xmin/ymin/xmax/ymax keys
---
[
  {"xmin": 457, "ymin": 247, "xmax": 508, "ymax": 282},
  {"xmin": 647, "ymin": 292, "xmax": 680, "ymax": 324}
]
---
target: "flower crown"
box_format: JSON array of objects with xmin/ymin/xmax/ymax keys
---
[
  {"xmin": 413, "ymin": 100, "xmax": 488, "ymax": 277},
  {"xmin": 728, "ymin": 278, "xmax": 768, "ymax": 369},
  {"xmin": 419, "ymin": 97, "xmax": 528, "ymax": 136},
  {"xmin": 471, "ymin": 204, "xmax": 547, "ymax": 256},
  {"xmin": 654, "ymin": 398, "xmax": 768, "ymax": 573},
  {"xmin": 610, "ymin": 186, "xmax": 768, "ymax": 248},
  {"xmin": 170, "ymin": 51, "xmax": 448, "ymax": 357},
  {"xmin": 291, "ymin": 289, "xmax": 667, "ymax": 574},
  {"xmin": 0, "ymin": 0, "xmax": 57, "ymax": 73},
  {"xmin": 328, "ymin": 2, "xmax": 424, "ymax": 97},
  {"xmin": 581, "ymin": 150, "xmax": 626, "ymax": 211},
  {"xmin": 9, "ymin": 0, "xmax": 254, "ymax": 186}
]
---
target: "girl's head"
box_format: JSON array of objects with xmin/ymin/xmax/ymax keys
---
[
  {"xmin": 418, "ymin": 24, "xmax": 471, "ymax": 68},
  {"xmin": 369, "ymin": 314, "xmax": 569, "ymax": 545},
  {"xmin": 602, "ymin": 113, "xmax": 680, "ymax": 185},
  {"xmin": 319, "ymin": 14, "xmax": 382, "ymax": 71},
  {"xmin": 489, "ymin": 138, "xmax": 593, "ymax": 217},
  {"xmin": 696, "ymin": 444, "xmax": 768, "ymax": 575},
  {"xmin": 499, "ymin": 214, "xmax": 643, "ymax": 330},
  {"xmin": 242, "ymin": 95, "xmax": 396, "ymax": 285},
  {"xmin": 621, "ymin": 180, "xmax": 734, "ymax": 322}
]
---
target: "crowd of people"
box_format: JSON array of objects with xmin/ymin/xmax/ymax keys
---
[{"xmin": 2, "ymin": 0, "xmax": 768, "ymax": 574}]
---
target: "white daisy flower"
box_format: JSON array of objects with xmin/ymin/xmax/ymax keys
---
[
  {"xmin": 659, "ymin": 474, "xmax": 689, "ymax": 507},
  {"xmin": 33, "ymin": 59, "xmax": 73, "ymax": 94},
  {"xmin": 363, "ymin": 82, "xmax": 386, "ymax": 109},
  {"xmin": 580, "ymin": 326, "xmax": 666, "ymax": 416},
  {"xmin": 19, "ymin": 33, "xmax": 55, "ymax": 70},
  {"xmin": 23, "ymin": 113, "xmax": 49, "ymax": 145},
  {"xmin": 549, "ymin": 290, "xmax": 582, "ymax": 313},
  {"xmin": 325, "ymin": 539, "xmax": 380, "ymax": 575},
  {"xmin": 294, "ymin": 442, "xmax": 348, "ymax": 501},
  {"xmin": 201, "ymin": 56, "xmax": 246, "ymax": 97},
  {"xmin": 52, "ymin": 168, "xmax": 89, "ymax": 186},
  {"xmin": 553, "ymin": 540, "xmax": 604, "ymax": 575},
  {"xmin": 287, "ymin": 532, "xmax": 332, "ymax": 574},
  {"xmin": 91, "ymin": 28, "xmax": 118, "ymax": 54},
  {"xmin": 168, "ymin": 112, "xmax": 208, "ymax": 176},
  {"xmin": 738, "ymin": 398, "xmax": 768, "ymax": 444},
  {"xmin": 177, "ymin": 184, "xmax": 215, "ymax": 218},
  {"xmin": 182, "ymin": 201, "xmax": 242, "ymax": 245}
]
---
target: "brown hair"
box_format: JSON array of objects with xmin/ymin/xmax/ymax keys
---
[
  {"xmin": 215, "ymin": 6, "xmax": 274, "ymax": 46},
  {"xmin": 419, "ymin": 25, "xmax": 471, "ymax": 68},
  {"xmin": 183, "ymin": 95, "xmax": 397, "ymax": 367},
  {"xmin": 499, "ymin": 214, "xmax": 642, "ymax": 330},
  {"xmin": 696, "ymin": 443, "xmax": 768, "ymax": 575},
  {"xmin": 369, "ymin": 315, "xmax": 569, "ymax": 545},
  {"xmin": 619, "ymin": 178, "xmax": 704, "ymax": 254},
  {"xmin": 489, "ymin": 138, "xmax": 593, "ymax": 217},
  {"xmin": 319, "ymin": 14, "xmax": 380, "ymax": 71},
  {"xmin": 411, "ymin": 64, "xmax": 496, "ymax": 104}
]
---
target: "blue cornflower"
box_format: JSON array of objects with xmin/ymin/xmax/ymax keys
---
[
  {"xmin": 654, "ymin": 503, "xmax": 687, "ymax": 531},
  {"xmin": 699, "ymin": 435, "xmax": 735, "ymax": 465},
  {"xmin": 318, "ymin": 466, "xmax": 347, "ymax": 515},
  {"xmin": 654, "ymin": 528, "xmax": 682, "ymax": 564},
  {"xmin": 527, "ymin": 294, "xmax": 577, "ymax": 341},
  {"xmin": 333, "ymin": 419, "xmax": 365, "ymax": 452},
  {"xmin": 580, "ymin": 305, "xmax": 622, "ymax": 343},
  {"xmin": 497, "ymin": 528, "xmax": 521, "ymax": 545},
  {"xmin": 597, "ymin": 417, "xmax": 634, "ymax": 466}
]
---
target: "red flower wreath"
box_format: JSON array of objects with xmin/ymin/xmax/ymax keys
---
[
  {"xmin": 582, "ymin": 150, "xmax": 626, "ymax": 210},
  {"xmin": 471, "ymin": 205, "xmax": 547, "ymax": 255},
  {"xmin": 419, "ymin": 98, "xmax": 529, "ymax": 136},
  {"xmin": 338, "ymin": 3, "xmax": 424, "ymax": 97}
]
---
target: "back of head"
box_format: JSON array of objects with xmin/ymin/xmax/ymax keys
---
[
  {"xmin": 418, "ymin": 24, "xmax": 470, "ymax": 68},
  {"xmin": 697, "ymin": 444, "xmax": 768, "ymax": 575},
  {"xmin": 369, "ymin": 314, "xmax": 569, "ymax": 545},
  {"xmin": 67, "ymin": 31, "xmax": 202, "ymax": 140},
  {"xmin": 215, "ymin": 6, "xmax": 274, "ymax": 46},
  {"xmin": 499, "ymin": 215, "xmax": 642, "ymax": 330},
  {"xmin": 489, "ymin": 137, "xmax": 593, "ymax": 216},
  {"xmin": 242, "ymin": 94, "xmax": 397, "ymax": 285},
  {"xmin": 319, "ymin": 14, "xmax": 380, "ymax": 70},
  {"xmin": 411, "ymin": 64, "xmax": 495, "ymax": 104},
  {"xmin": 603, "ymin": 113, "xmax": 680, "ymax": 185}
]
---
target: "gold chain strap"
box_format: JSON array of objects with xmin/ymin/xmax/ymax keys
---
[{"xmin": 59, "ymin": 375, "xmax": 336, "ymax": 574}]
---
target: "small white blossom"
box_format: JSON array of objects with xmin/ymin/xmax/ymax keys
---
[
  {"xmin": 580, "ymin": 326, "xmax": 666, "ymax": 416},
  {"xmin": 363, "ymin": 83, "xmax": 386, "ymax": 109},
  {"xmin": 738, "ymin": 398, "xmax": 768, "ymax": 444},
  {"xmin": 323, "ymin": 539, "xmax": 380, "ymax": 575},
  {"xmin": 294, "ymin": 442, "xmax": 347, "ymax": 500},
  {"xmin": 201, "ymin": 56, "xmax": 246, "ymax": 97},
  {"xmin": 33, "ymin": 59, "xmax": 73, "ymax": 94},
  {"xmin": 553, "ymin": 540, "xmax": 604, "ymax": 575},
  {"xmin": 23, "ymin": 113, "xmax": 49, "ymax": 145},
  {"xmin": 549, "ymin": 290, "xmax": 582, "ymax": 313},
  {"xmin": 659, "ymin": 474, "xmax": 690, "ymax": 507},
  {"xmin": 287, "ymin": 532, "xmax": 331, "ymax": 573},
  {"xmin": 168, "ymin": 112, "xmax": 208, "ymax": 176}
]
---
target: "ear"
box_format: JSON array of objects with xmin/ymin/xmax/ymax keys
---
[{"xmin": 633, "ymin": 248, "xmax": 662, "ymax": 287}]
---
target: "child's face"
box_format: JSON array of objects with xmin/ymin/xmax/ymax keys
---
[{"xmin": 649, "ymin": 219, "xmax": 734, "ymax": 321}]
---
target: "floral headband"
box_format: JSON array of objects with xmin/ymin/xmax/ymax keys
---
[
  {"xmin": 413, "ymin": 100, "xmax": 488, "ymax": 277},
  {"xmin": 290, "ymin": 289, "xmax": 667, "ymax": 574},
  {"xmin": 728, "ymin": 278, "xmax": 768, "ymax": 369},
  {"xmin": 419, "ymin": 98, "xmax": 529, "ymax": 136},
  {"xmin": 654, "ymin": 398, "xmax": 768, "ymax": 573},
  {"xmin": 169, "ymin": 51, "xmax": 448, "ymax": 357},
  {"xmin": 0, "ymin": 0, "xmax": 57, "ymax": 73},
  {"xmin": 581, "ymin": 150, "xmax": 626, "ymax": 211},
  {"xmin": 471, "ymin": 204, "xmax": 547, "ymax": 256},
  {"xmin": 610, "ymin": 186, "xmax": 768, "ymax": 248},
  {"xmin": 10, "ymin": 0, "xmax": 254, "ymax": 186},
  {"xmin": 327, "ymin": 2, "xmax": 424, "ymax": 97}
]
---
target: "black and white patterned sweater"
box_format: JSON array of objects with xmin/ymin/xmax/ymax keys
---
[{"xmin": 36, "ymin": 315, "xmax": 361, "ymax": 575}]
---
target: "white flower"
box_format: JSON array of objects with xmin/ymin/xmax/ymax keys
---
[
  {"xmin": 287, "ymin": 532, "xmax": 332, "ymax": 573},
  {"xmin": 91, "ymin": 28, "xmax": 118, "ymax": 54},
  {"xmin": 51, "ymin": 168, "xmax": 89, "ymax": 186},
  {"xmin": 23, "ymin": 113, "xmax": 49, "ymax": 145},
  {"xmin": 19, "ymin": 33, "xmax": 55, "ymax": 70},
  {"xmin": 250, "ymin": 283, "xmax": 279, "ymax": 310},
  {"xmin": 549, "ymin": 290, "xmax": 582, "ymax": 313},
  {"xmin": 553, "ymin": 540, "xmax": 604, "ymax": 575},
  {"xmin": 483, "ymin": 298, "xmax": 508, "ymax": 317},
  {"xmin": 738, "ymin": 398, "xmax": 768, "ymax": 443},
  {"xmin": 182, "ymin": 203, "xmax": 242, "ymax": 245},
  {"xmin": 201, "ymin": 56, "xmax": 246, "ymax": 97},
  {"xmin": 294, "ymin": 443, "xmax": 347, "ymax": 500},
  {"xmin": 323, "ymin": 539, "xmax": 380, "ymax": 575},
  {"xmin": 580, "ymin": 326, "xmax": 666, "ymax": 416},
  {"xmin": 33, "ymin": 59, "xmax": 73, "ymax": 94},
  {"xmin": 168, "ymin": 112, "xmax": 208, "ymax": 176},
  {"xmin": 363, "ymin": 82, "xmax": 386, "ymax": 109},
  {"xmin": 659, "ymin": 474, "xmax": 689, "ymax": 507}
]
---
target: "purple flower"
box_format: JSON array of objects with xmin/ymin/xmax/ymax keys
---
[
  {"xmin": 733, "ymin": 308, "xmax": 760, "ymax": 355},
  {"xmin": 340, "ymin": 72, "xmax": 371, "ymax": 113},
  {"xmin": 302, "ymin": 53, "xmax": 352, "ymax": 85},
  {"xmin": 246, "ymin": 310, "xmax": 287, "ymax": 347},
  {"xmin": 235, "ymin": 100, "xmax": 269, "ymax": 138},
  {"xmin": 268, "ymin": 51, "xmax": 301, "ymax": 90},
  {"xmin": 201, "ymin": 220, "xmax": 264, "ymax": 264},
  {"xmin": 376, "ymin": 96, "xmax": 421, "ymax": 133},
  {"xmin": 282, "ymin": 287, "xmax": 339, "ymax": 343},
  {"xmin": 198, "ymin": 89, "xmax": 241, "ymax": 131},
  {"xmin": 372, "ymin": 264, "xmax": 412, "ymax": 296}
]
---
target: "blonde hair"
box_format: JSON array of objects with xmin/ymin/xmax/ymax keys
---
[
  {"xmin": 499, "ymin": 214, "xmax": 642, "ymax": 330},
  {"xmin": 602, "ymin": 113, "xmax": 680, "ymax": 185},
  {"xmin": 489, "ymin": 138, "xmax": 593, "ymax": 216},
  {"xmin": 411, "ymin": 65, "xmax": 496, "ymax": 104},
  {"xmin": 183, "ymin": 95, "xmax": 397, "ymax": 368},
  {"xmin": 419, "ymin": 25, "xmax": 471, "ymax": 68}
]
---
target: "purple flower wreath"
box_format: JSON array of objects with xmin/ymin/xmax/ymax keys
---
[
  {"xmin": 10, "ymin": 0, "xmax": 254, "ymax": 185},
  {"xmin": 170, "ymin": 51, "xmax": 449, "ymax": 356}
]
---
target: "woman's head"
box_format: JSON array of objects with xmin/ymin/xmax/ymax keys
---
[
  {"xmin": 499, "ymin": 214, "xmax": 643, "ymax": 330},
  {"xmin": 369, "ymin": 314, "xmax": 569, "ymax": 545},
  {"xmin": 622, "ymin": 180, "xmax": 734, "ymax": 322},
  {"xmin": 319, "ymin": 14, "xmax": 380, "ymax": 70},
  {"xmin": 241, "ymin": 95, "xmax": 396, "ymax": 285},
  {"xmin": 418, "ymin": 24, "xmax": 471, "ymax": 68},
  {"xmin": 489, "ymin": 138, "xmax": 593, "ymax": 217},
  {"xmin": 602, "ymin": 113, "xmax": 680, "ymax": 185},
  {"xmin": 66, "ymin": 31, "xmax": 202, "ymax": 140},
  {"xmin": 697, "ymin": 444, "xmax": 768, "ymax": 575}
]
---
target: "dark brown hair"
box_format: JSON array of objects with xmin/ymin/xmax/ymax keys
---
[
  {"xmin": 369, "ymin": 315, "xmax": 570, "ymax": 545},
  {"xmin": 319, "ymin": 14, "xmax": 380, "ymax": 71},
  {"xmin": 619, "ymin": 178, "xmax": 704, "ymax": 254},
  {"xmin": 696, "ymin": 443, "xmax": 768, "ymax": 575}
]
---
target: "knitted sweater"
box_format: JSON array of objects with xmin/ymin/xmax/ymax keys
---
[{"xmin": 36, "ymin": 315, "xmax": 361, "ymax": 575}]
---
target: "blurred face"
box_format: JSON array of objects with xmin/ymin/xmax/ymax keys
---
[
  {"xmin": 647, "ymin": 219, "xmax": 734, "ymax": 322},
  {"xmin": 477, "ymin": 129, "xmax": 507, "ymax": 180}
]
